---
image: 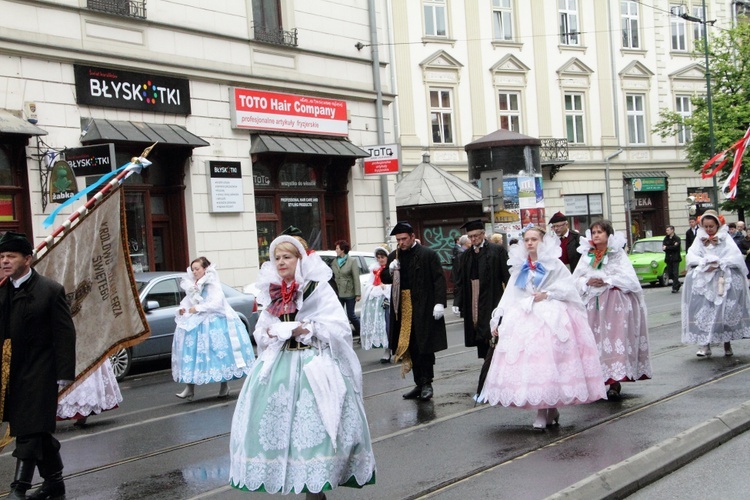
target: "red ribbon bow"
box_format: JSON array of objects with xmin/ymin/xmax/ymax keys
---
[
  {"xmin": 702, "ymin": 236, "xmax": 719, "ymax": 246},
  {"xmin": 267, "ymin": 281, "xmax": 299, "ymax": 317}
]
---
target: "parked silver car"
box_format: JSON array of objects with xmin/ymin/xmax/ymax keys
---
[{"xmin": 109, "ymin": 272, "xmax": 258, "ymax": 380}]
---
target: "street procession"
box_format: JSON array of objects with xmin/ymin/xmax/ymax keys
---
[{"xmin": 3, "ymin": 1, "xmax": 750, "ymax": 499}]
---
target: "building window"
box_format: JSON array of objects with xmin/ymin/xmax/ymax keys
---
[
  {"xmin": 675, "ymin": 95, "xmax": 692, "ymax": 144},
  {"xmin": 87, "ymin": 0, "xmax": 147, "ymax": 19},
  {"xmin": 498, "ymin": 91, "xmax": 521, "ymax": 132},
  {"xmin": 492, "ymin": 0, "xmax": 513, "ymax": 41},
  {"xmin": 252, "ymin": 0, "xmax": 298, "ymax": 46},
  {"xmin": 559, "ymin": 0, "xmax": 580, "ymax": 46},
  {"xmin": 424, "ymin": 0, "xmax": 447, "ymax": 37},
  {"xmin": 670, "ymin": 5, "xmax": 687, "ymax": 51},
  {"xmin": 564, "ymin": 194, "xmax": 603, "ymax": 232},
  {"xmin": 430, "ymin": 89, "xmax": 454, "ymax": 144},
  {"xmin": 621, "ymin": 1, "xmax": 640, "ymax": 49},
  {"xmin": 692, "ymin": 5, "xmax": 706, "ymax": 47},
  {"xmin": 626, "ymin": 93, "xmax": 647, "ymax": 144},
  {"xmin": 564, "ymin": 93, "xmax": 585, "ymax": 144}
]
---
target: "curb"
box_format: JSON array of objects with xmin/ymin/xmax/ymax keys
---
[{"xmin": 547, "ymin": 400, "xmax": 750, "ymax": 500}]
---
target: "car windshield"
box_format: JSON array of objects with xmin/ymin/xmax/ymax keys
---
[
  {"xmin": 136, "ymin": 280, "xmax": 149, "ymax": 293},
  {"xmin": 631, "ymin": 241, "xmax": 662, "ymax": 254}
]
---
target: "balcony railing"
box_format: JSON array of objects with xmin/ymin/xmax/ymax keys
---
[
  {"xmin": 87, "ymin": 0, "xmax": 147, "ymax": 19},
  {"xmin": 540, "ymin": 138, "xmax": 569, "ymax": 162},
  {"xmin": 252, "ymin": 23, "xmax": 298, "ymax": 47}
]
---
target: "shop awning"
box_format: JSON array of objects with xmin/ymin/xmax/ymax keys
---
[
  {"xmin": 250, "ymin": 134, "xmax": 369, "ymax": 158},
  {"xmin": 0, "ymin": 109, "xmax": 48, "ymax": 136},
  {"xmin": 81, "ymin": 119, "xmax": 209, "ymax": 147},
  {"xmin": 622, "ymin": 171, "xmax": 669, "ymax": 179}
]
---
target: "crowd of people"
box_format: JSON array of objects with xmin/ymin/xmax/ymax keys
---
[{"xmin": 4, "ymin": 208, "xmax": 749, "ymax": 498}]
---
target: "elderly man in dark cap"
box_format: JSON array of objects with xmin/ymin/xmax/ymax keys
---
[
  {"xmin": 549, "ymin": 212, "xmax": 582, "ymax": 271},
  {"xmin": 452, "ymin": 220, "xmax": 509, "ymax": 358},
  {"xmin": 0, "ymin": 232, "xmax": 76, "ymax": 500},
  {"xmin": 380, "ymin": 221, "xmax": 447, "ymax": 401}
]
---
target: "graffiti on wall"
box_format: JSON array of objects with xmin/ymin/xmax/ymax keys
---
[{"xmin": 422, "ymin": 225, "xmax": 462, "ymax": 269}]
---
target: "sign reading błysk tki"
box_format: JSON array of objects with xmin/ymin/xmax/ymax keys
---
[
  {"xmin": 363, "ymin": 144, "xmax": 400, "ymax": 175},
  {"xmin": 230, "ymin": 88, "xmax": 348, "ymax": 136},
  {"xmin": 74, "ymin": 65, "xmax": 191, "ymax": 115},
  {"xmin": 208, "ymin": 161, "xmax": 244, "ymax": 213},
  {"xmin": 64, "ymin": 144, "xmax": 116, "ymax": 177}
]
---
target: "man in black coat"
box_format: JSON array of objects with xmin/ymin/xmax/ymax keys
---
[
  {"xmin": 549, "ymin": 211, "xmax": 582, "ymax": 271},
  {"xmin": 0, "ymin": 232, "xmax": 76, "ymax": 500},
  {"xmin": 381, "ymin": 221, "xmax": 447, "ymax": 401},
  {"xmin": 662, "ymin": 225, "xmax": 682, "ymax": 293},
  {"xmin": 452, "ymin": 220, "xmax": 510, "ymax": 359},
  {"xmin": 685, "ymin": 216, "xmax": 698, "ymax": 251}
]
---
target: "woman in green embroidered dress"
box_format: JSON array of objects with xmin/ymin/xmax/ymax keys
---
[{"xmin": 229, "ymin": 236, "xmax": 376, "ymax": 498}]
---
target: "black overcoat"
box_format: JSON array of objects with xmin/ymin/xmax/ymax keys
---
[
  {"xmin": 663, "ymin": 234, "xmax": 682, "ymax": 263},
  {"xmin": 380, "ymin": 243, "xmax": 447, "ymax": 354},
  {"xmin": 563, "ymin": 230, "xmax": 582, "ymax": 271},
  {"xmin": 0, "ymin": 270, "xmax": 76, "ymax": 437},
  {"xmin": 452, "ymin": 242, "xmax": 509, "ymax": 358}
]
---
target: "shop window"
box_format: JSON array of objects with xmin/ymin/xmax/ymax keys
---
[
  {"xmin": 564, "ymin": 194, "xmax": 603, "ymax": 232},
  {"xmin": 279, "ymin": 162, "xmax": 318, "ymax": 188},
  {"xmin": 0, "ymin": 142, "xmax": 31, "ymax": 235}
]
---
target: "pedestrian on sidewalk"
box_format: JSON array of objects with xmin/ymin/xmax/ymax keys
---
[
  {"xmin": 452, "ymin": 220, "xmax": 510, "ymax": 360},
  {"xmin": 0, "ymin": 232, "xmax": 76, "ymax": 500},
  {"xmin": 477, "ymin": 225, "xmax": 605, "ymax": 430},
  {"xmin": 229, "ymin": 235, "xmax": 376, "ymax": 498},
  {"xmin": 172, "ymin": 256, "xmax": 255, "ymax": 401},
  {"xmin": 681, "ymin": 210, "xmax": 750, "ymax": 357},
  {"xmin": 360, "ymin": 246, "xmax": 392, "ymax": 362},
  {"xmin": 380, "ymin": 221, "xmax": 447, "ymax": 402},
  {"xmin": 330, "ymin": 240, "xmax": 361, "ymax": 339},
  {"xmin": 572, "ymin": 220, "xmax": 652, "ymax": 400},
  {"xmin": 662, "ymin": 225, "xmax": 683, "ymax": 293}
]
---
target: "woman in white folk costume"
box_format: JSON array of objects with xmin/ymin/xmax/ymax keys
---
[
  {"xmin": 681, "ymin": 210, "xmax": 750, "ymax": 357},
  {"xmin": 229, "ymin": 236, "xmax": 376, "ymax": 498},
  {"xmin": 172, "ymin": 256, "xmax": 255, "ymax": 401},
  {"xmin": 478, "ymin": 225, "xmax": 605, "ymax": 430},
  {"xmin": 360, "ymin": 247, "xmax": 392, "ymax": 363},
  {"xmin": 572, "ymin": 220, "xmax": 652, "ymax": 399},
  {"xmin": 56, "ymin": 358, "xmax": 122, "ymax": 426}
]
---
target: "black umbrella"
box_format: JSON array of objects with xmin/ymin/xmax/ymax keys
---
[{"xmin": 475, "ymin": 335, "xmax": 497, "ymax": 404}]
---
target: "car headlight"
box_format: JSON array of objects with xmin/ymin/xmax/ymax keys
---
[{"xmin": 650, "ymin": 260, "xmax": 658, "ymax": 269}]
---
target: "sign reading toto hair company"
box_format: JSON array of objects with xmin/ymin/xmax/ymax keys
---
[
  {"xmin": 74, "ymin": 65, "xmax": 191, "ymax": 115},
  {"xmin": 230, "ymin": 88, "xmax": 348, "ymax": 136}
]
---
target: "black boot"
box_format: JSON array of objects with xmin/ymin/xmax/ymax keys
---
[
  {"xmin": 28, "ymin": 450, "xmax": 65, "ymax": 500},
  {"xmin": 419, "ymin": 383, "xmax": 434, "ymax": 401},
  {"xmin": 26, "ymin": 471, "xmax": 65, "ymax": 500},
  {"xmin": 402, "ymin": 385, "xmax": 422, "ymax": 399},
  {"xmin": 8, "ymin": 458, "xmax": 36, "ymax": 500}
]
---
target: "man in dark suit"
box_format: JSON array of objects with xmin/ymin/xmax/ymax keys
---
[
  {"xmin": 549, "ymin": 212, "xmax": 582, "ymax": 271},
  {"xmin": 381, "ymin": 221, "xmax": 447, "ymax": 401},
  {"xmin": 452, "ymin": 220, "xmax": 510, "ymax": 359},
  {"xmin": 685, "ymin": 216, "xmax": 698, "ymax": 251},
  {"xmin": 662, "ymin": 225, "xmax": 682, "ymax": 293},
  {"xmin": 0, "ymin": 232, "xmax": 76, "ymax": 500}
]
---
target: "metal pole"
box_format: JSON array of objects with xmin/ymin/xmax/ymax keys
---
[
  {"xmin": 702, "ymin": 0, "xmax": 719, "ymax": 209},
  {"xmin": 625, "ymin": 181, "xmax": 633, "ymax": 250},
  {"xmin": 489, "ymin": 177, "xmax": 495, "ymax": 229},
  {"xmin": 368, "ymin": 0, "xmax": 391, "ymax": 240}
]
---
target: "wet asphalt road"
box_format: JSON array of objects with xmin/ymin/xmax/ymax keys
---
[{"xmin": 2, "ymin": 285, "xmax": 749, "ymax": 499}]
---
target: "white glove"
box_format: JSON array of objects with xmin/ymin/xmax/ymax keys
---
[
  {"xmin": 452, "ymin": 306, "xmax": 460, "ymax": 316},
  {"xmin": 433, "ymin": 304, "xmax": 444, "ymax": 320},
  {"xmin": 389, "ymin": 259, "xmax": 400, "ymax": 271}
]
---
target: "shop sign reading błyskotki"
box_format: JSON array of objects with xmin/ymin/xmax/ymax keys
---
[{"xmin": 229, "ymin": 88, "xmax": 348, "ymax": 136}]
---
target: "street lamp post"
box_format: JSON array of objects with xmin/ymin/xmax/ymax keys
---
[{"xmin": 682, "ymin": 1, "xmax": 719, "ymax": 209}]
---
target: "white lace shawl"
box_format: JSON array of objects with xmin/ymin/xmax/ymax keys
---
[
  {"xmin": 253, "ymin": 236, "xmax": 363, "ymax": 394},
  {"xmin": 571, "ymin": 231, "xmax": 642, "ymax": 301},
  {"xmin": 686, "ymin": 225, "xmax": 746, "ymax": 271},
  {"xmin": 490, "ymin": 231, "xmax": 584, "ymax": 332}
]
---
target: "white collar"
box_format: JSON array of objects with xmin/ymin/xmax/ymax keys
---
[{"xmin": 11, "ymin": 268, "xmax": 32, "ymax": 288}]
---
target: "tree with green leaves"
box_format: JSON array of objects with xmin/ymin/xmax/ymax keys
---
[{"xmin": 654, "ymin": 21, "xmax": 750, "ymax": 216}]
